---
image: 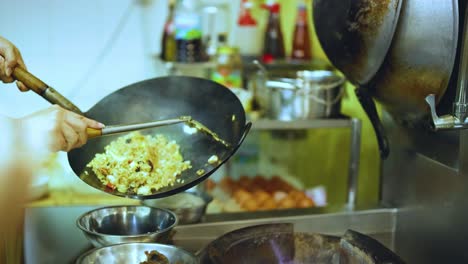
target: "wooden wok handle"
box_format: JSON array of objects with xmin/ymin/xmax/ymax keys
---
[
  {"xmin": 11, "ymin": 67, "xmax": 84, "ymax": 115},
  {"xmin": 12, "ymin": 67, "xmax": 48, "ymax": 95},
  {"xmin": 87, "ymin": 128, "xmax": 102, "ymax": 139}
]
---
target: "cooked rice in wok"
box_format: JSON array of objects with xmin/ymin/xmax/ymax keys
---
[{"xmin": 86, "ymin": 131, "xmax": 191, "ymax": 195}]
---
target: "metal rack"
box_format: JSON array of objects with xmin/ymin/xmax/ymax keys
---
[
  {"xmin": 159, "ymin": 59, "xmax": 362, "ymax": 210},
  {"xmin": 248, "ymin": 118, "xmax": 362, "ymax": 211}
]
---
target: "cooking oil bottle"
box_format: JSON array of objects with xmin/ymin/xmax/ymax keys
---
[{"xmin": 160, "ymin": 0, "xmax": 176, "ymax": 61}]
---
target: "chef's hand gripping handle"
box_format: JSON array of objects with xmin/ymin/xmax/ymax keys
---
[
  {"xmin": 356, "ymin": 87, "xmax": 389, "ymax": 159},
  {"xmin": 12, "ymin": 67, "xmax": 84, "ymax": 115}
]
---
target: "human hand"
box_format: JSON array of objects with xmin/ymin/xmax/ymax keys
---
[
  {"xmin": 0, "ymin": 36, "xmax": 28, "ymax": 91},
  {"xmin": 20, "ymin": 105, "xmax": 105, "ymax": 152}
]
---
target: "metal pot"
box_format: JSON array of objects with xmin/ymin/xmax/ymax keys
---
[
  {"xmin": 266, "ymin": 70, "xmax": 345, "ymax": 120},
  {"xmin": 297, "ymin": 70, "xmax": 346, "ymax": 119}
]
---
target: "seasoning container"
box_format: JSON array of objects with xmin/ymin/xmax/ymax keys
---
[
  {"xmin": 211, "ymin": 46, "xmax": 243, "ymax": 89},
  {"xmin": 160, "ymin": 0, "xmax": 176, "ymax": 61},
  {"xmin": 232, "ymin": 0, "xmax": 262, "ymax": 57},
  {"xmin": 174, "ymin": 0, "xmax": 205, "ymax": 62},
  {"xmin": 261, "ymin": 0, "xmax": 285, "ymax": 64},
  {"xmin": 291, "ymin": 0, "xmax": 311, "ymax": 61}
]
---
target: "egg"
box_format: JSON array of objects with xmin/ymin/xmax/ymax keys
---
[
  {"xmin": 243, "ymin": 199, "xmax": 258, "ymax": 211},
  {"xmin": 254, "ymin": 190, "xmax": 270, "ymax": 205},
  {"xmin": 260, "ymin": 199, "xmax": 276, "ymax": 210},
  {"xmin": 233, "ymin": 189, "xmax": 251, "ymax": 205},
  {"xmin": 278, "ymin": 197, "xmax": 296, "ymax": 209},
  {"xmin": 273, "ymin": 191, "xmax": 288, "ymax": 202},
  {"xmin": 205, "ymin": 179, "xmax": 216, "ymax": 191},
  {"xmin": 289, "ymin": 190, "xmax": 307, "ymax": 202},
  {"xmin": 297, "ymin": 198, "xmax": 315, "ymax": 208},
  {"xmin": 220, "ymin": 177, "xmax": 234, "ymax": 192}
]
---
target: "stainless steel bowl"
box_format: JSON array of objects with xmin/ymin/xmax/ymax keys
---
[
  {"xmin": 76, "ymin": 205, "xmax": 177, "ymax": 247},
  {"xmin": 75, "ymin": 242, "xmax": 198, "ymax": 264},
  {"xmin": 142, "ymin": 190, "xmax": 212, "ymax": 224}
]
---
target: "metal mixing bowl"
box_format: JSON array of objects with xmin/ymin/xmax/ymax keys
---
[
  {"xmin": 75, "ymin": 242, "xmax": 198, "ymax": 264},
  {"xmin": 76, "ymin": 205, "xmax": 177, "ymax": 247},
  {"xmin": 142, "ymin": 190, "xmax": 212, "ymax": 224}
]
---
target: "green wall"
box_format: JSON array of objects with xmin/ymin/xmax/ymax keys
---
[{"xmin": 252, "ymin": 0, "xmax": 381, "ymax": 207}]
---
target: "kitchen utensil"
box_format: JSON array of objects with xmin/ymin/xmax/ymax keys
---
[
  {"xmin": 314, "ymin": 0, "xmax": 403, "ymax": 158},
  {"xmin": 266, "ymin": 78, "xmax": 300, "ymax": 120},
  {"xmin": 266, "ymin": 70, "xmax": 345, "ymax": 120},
  {"xmin": 197, "ymin": 223, "xmax": 405, "ymax": 263},
  {"xmin": 341, "ymin": 229, "xmax": 406, "ymax": 264},
  {"xmin": 75, "ymin": 242, "xmax": 197, "ymax": 264},
  {"xmin": 296, "ymin": 70, "xmax": 345, "ymax": 119},
  {"xmin": 76, "ymin": 205, "xmax": 177, "ymax": 248},
  {"xmin": 313, "ymin": 0, "xmax": 402, "ymax": 85},
  {"xmin": 12, "ymin": 68, "xmax": 251, "ymax": 199},
  {"xmin": 197, "ymin": 223, "xmax": 341, "ymax": 263},
  {"xmin": 369, "ymin": 0, "xmax": 459, "ymax": 121},
  {"xmin": 142, "ymin": 189, "xmax": 213, "ymax": 224},
  {"xmin": 12, "ymin": 67, "xmax": 83, "ymax": 114},
  {"xmin": 86, "ymin": 117, "xmax": 188, "ymax": 139}
]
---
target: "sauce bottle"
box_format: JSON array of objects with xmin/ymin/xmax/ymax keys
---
[
  {"xmin": 291, "ymin": 0, "xmax": 312, "ymax": 61},
  {"xmin": 232, "ymin": 0, "xmax": 261, "ymax": 57},
  {"xmin": 174, "ymin": 0, "xmax": 205, "ymax": 62},
  {"xmin": 261, "ymin": 0, "xmax": 285, "ymax": 64},
  {"xmin": 160, "ymin": 0, "xmax": 176, "ymax": 61},
  {"xmin": 211, "ymin": 46, "xmax": 243, "ymax": 89}
]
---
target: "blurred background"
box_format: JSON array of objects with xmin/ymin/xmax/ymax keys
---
[{"xmin": 0, "ymin": 0, "xmax": 380, "ymax": 210}]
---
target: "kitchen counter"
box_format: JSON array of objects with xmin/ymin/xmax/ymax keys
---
[
  {"xmin": 27, "ymin": 188, "xmax": 139, "ymax": 207},
  {"xmin": 24, "ymin": 207, "xmax": 397, "ymax": 263}
]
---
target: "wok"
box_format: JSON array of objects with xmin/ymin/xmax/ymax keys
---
[
  {"xmin": 369, "ymin": 0, "xmax": 459, "ymax": 121},
  {"xmin": 314, "ymin": 0, "xmax": 403, "ymax": 159},
  {"xmin": 12, "ymin": 68, "xmax": 250, "ymax": 199},
  {"xmin": 197, "ymin": 223, "xmax": 405, "ymax": 264},
  {"xmin": 314, "ymin": 0, "xmax": 459, "ymax": 158}
]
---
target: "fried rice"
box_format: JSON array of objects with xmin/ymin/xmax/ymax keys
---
[{"xmin": 86, "ymin": 131, "xmax": 191, "ymax": 195}]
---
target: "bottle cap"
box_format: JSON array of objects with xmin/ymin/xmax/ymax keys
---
[{"xmin": 261, "ymin": 2, "xmax": 280, "ymax": 13}]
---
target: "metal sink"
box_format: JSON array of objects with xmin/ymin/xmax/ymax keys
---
[{"xmin": 24, "ymin": 207, "xmax": 397, "ymax": 264}]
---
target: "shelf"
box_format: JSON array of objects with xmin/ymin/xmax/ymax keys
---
[{"xmin": 251, "ymin": 118, "xmax": 356, "ymax": 130}]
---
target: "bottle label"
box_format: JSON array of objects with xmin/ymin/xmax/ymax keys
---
[
  {"xmin": 175, "ymin": 15, "xmax": 202, "ymax": 40},
  {"xmin": 211, "ymin": 69, "xmax": 242, "ymax": 88},
  {"xmin": 175, "ymin": 27, "xmax": 202, "ymax": 40}
]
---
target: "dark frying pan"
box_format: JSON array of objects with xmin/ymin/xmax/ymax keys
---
[
  {"xmin": 12, "ymin": 68, "xmax": 251, "ymax": 199},
  {"xmin": 313, "ymin": 0, "xmax": 403, "ymax": 159},
  {"xmin": 197, "ymin": 223, "xmax": 405, "ymax": 264}
]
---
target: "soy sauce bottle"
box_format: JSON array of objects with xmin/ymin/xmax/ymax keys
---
[{"xmin": 174, "ymin": 0, "xmax": 205, "ymax": 62}]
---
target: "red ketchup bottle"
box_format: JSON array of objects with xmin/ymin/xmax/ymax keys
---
[{"xmin": 291, "ymin": 1, "xmax": 312, "ymax": 61}]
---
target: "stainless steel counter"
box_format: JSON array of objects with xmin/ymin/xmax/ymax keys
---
[{"xmin": 24, "ymin": 207, "xmax": 397, "ymax": 264}]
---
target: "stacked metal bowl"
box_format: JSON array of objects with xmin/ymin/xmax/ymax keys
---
[{"xmin": 75, "ymin": 205, "xmax": 198, "ymax": 264}]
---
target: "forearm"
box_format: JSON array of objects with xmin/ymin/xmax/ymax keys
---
[
  {"xmin": 0, "ymin": 115, "xmax": 32, "ymax": 242},
  {"xmin": 0, "ymin": 116, "xmax": 19, "ymax": 169}
]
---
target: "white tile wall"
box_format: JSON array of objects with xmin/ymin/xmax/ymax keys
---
[{"xmin": 0, "ymin": 0, "xmax": 169, "ymax": 117}]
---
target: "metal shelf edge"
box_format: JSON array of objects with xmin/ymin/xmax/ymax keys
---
[{"xmin": 251, "ymin": 118, "xmax": 355, "ymax": 130}]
